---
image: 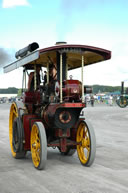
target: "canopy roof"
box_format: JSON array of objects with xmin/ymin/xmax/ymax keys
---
[{"xmin": 4, "ymin": 44, "xmax": 111, "ymax": 73}]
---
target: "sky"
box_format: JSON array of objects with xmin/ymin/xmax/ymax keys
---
[{"xmin": 0, "ymin": 0, "xmax": 128, "ymax": 88}]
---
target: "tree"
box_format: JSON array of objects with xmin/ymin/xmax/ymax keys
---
[{"xmin": 17, "ymin": 89, "xmax": 22, "ymax": 97}]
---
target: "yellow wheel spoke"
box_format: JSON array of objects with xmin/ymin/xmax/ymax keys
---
[
  {"xmin": 86, "ymin": 145, "xmax": 90, "ymax": 152},
  {"xmin": 82, "ymin": 137, "xmax": 90, "ymax": 150},
  {"xmin": 36, "ymin": 152, "xmax": 40, "ymax": 162},
  {"xmin": 13, "ymin": 110, "xmax": 17, "ymax": 117},
  {"xmin": 80, "ymin": 128, "xmax": 84, "ymax": 138},
  {"xmin": 85, "ymin": 129, "xmax": 88, "ymax": 136},
  {"xmin": 80, "ymin": 146, "xmax": 87, "ymax": 161},
  {"xmin": 36, "ymin": 142, "xmax": 40, "ymax": 151}
]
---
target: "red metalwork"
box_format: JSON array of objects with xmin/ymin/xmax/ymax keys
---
[
  {"xmin": 61, "ymin": 103, "xmax": 85, "ymax": 108},
  {"xmin": 23, "ymin": 91, "xmax": 41, "ymax": 104},
  {"xmin": 23, "ymin": 114, "xmax": 42, "ymax": 150},
  {"xmin": 60, "ymin": 138, "xmax": 67, "ymax": 152},
  {"xmin": 55, "ymin": 128, "xmax": 70, "ymax": 138},
  {"xmin": 55, "ymin": 80, "xmax": 82, "ymax": 101}
]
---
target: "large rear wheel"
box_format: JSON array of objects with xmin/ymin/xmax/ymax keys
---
[
  {"xmin": 31, "ymin": 122, "xmax": 47, "ymax": 170},
  {"xmin": 76, "ymin": 120, "xmax": 96, "ymax": 166},
  {"xmin": 117, "ymin": 96, "xmax": 127, "ymax": 108},
  {"xmin": 9, "ymin": 102, "xmax": 26, "ymax": 159}
]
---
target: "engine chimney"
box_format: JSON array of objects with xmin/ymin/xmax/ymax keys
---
[
  {"xmin": 15, "ymin": 42, "xmax": 39, "ymax": 59},
  {"xmin": 55, "ymin": 42, "xmax": 67, "ymax": 45}
]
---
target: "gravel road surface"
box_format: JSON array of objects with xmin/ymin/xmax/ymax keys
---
[{"xmin": 0, "ymin": 103, "xmax": 128, "ymax": 193}]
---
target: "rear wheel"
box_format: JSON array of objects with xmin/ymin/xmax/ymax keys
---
[
  {"xmin": 76, "ymin": 120, "xmax": 96, "ymax": 166},
  {"xmin": 9, "ymin": 102, "xmax": 26, "ymax": 159},
  {"xmin": 117, "ymin": 96, "xmax": 127, "ymax": 108},
  {"xmin": 31, "ymin": 122, "xmax": 47, "ymax": 170}
]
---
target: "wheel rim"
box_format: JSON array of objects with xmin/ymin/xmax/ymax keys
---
[
  {"xmin": 31, "ymin": 124, "xmax": 41, "ymax": 168},
  {"xmin": 119, "ymin": 97, "xmax": 127, "ymax": 107},
  {"xmin": 9, "ymin": 103, "xmax": 18, "ymax": 157},
  {"xmin": 121, "ymin": 99, "xmax": 127, "ymax": 105},
  {"xmin": 76, "ymin": 122, "xmax": 90, "ymax": 164}
]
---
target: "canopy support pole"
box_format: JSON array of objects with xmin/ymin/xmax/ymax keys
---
[
  {"xmin": 60, "ymin": 53, "xmax": 63, "ymax": 103},
  {"xmin": 24, "ymin": 70, "xmax": 26, "ymax": 90},
  {"xmin": 47, "ymin": 63, "xmax": 49, "ymax": 84},
  {"xmin": 22, "ymin": 69, "xmax": 25, "ymax": 93},
  {"xmin": 81, "ymin": 55, "xmax": 84, "ymax": 103},
  {"xmin": 34, "ymin": 64, "xmax": 37, "ymax": 91},
  {"xmin": 66, "ymin": 61, "xmax": 68, "ymax": 80}
]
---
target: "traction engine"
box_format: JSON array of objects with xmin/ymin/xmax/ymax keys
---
[{"xmin": 4, "ymin": 42, "xmax": 111, "ymax": 169}]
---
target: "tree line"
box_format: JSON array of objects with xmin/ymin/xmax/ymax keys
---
[
  {"xmin": 0, "ymin": 85, "xmax": 122, "ymax": 94},
  {"xmin": 92, "ymin": 85, "xmax": 121, "ymax": 94},
  {"xmin": 0, "ymin": 87, "xmax": 18, "ymax": 94}
]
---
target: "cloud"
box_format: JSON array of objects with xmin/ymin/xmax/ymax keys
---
[
  {"xmin": 64, "ymin": 21, "xmax": 128, "ymax": 86},
  {"xmin": 2, "ymin": 0, "xmax": 29, "ymax": 8}
]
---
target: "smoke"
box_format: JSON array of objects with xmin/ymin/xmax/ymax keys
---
[{"xmin": 0, "ymin": 48, "xmax": 14, "ymax": 68}]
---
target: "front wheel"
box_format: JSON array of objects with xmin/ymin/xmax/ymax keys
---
[
  {"xmin": 31, "ymin": 122, "xmax": 47, "ymax": 170},
  {"xmin": 76, "ymin": 120, "xmax": 96, "ymax": 166}
]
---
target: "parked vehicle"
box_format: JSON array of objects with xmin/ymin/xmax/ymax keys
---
[
  {"xmin": 116, "ymin": 95, "xmax": 128, "ymax": 108},
  {"xmin": 116, "ymin": 81, "xmax": 128, "ymax": 108}
]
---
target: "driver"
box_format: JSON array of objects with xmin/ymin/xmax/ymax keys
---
[
  {"xmin": 49, "ymin": 61, "xmax": 57, "ymax": 82},
  {"xmin": 48, "ymin": 60, "xmax": 57, "ymax": 102}
]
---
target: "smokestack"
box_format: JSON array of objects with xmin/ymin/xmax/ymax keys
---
[
  {"xmin": 121, "ymin": 81, "xmax": 124, "ymax": 94},
  {"xmin": 55, "ymin": 42, "xmax": 67, "ymax": 45},
  {"xmin": 15, "ymin": 42, "xmax": 39, "ymax": 59}
]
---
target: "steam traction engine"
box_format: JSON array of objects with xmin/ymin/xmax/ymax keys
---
[
  {"xmin": 116, "ymin": 81, "xmax": 128, "ymax": 108},
  {"xmin": 4, "ymin": 42, "xmax": 111, "ymax": 169}
]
